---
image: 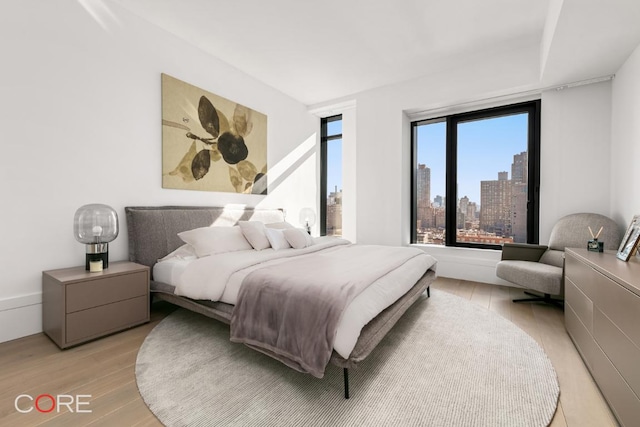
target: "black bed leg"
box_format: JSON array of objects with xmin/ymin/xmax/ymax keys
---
[
  {"xmin": 427, "ymin": 286, "xmax": 430, "ymax": 298},
  {"xmin": 343, "ymin": 368, "xmax": 350, "ymax": 399}
]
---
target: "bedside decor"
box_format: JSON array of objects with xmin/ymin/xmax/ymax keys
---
[
  {"xmin": 299, "ymin": 207, "xmax": 316, "ymax": 234},
  {"xmin": 161, "ymin": 74, "xmax": 268, "ymax": 194},
  {"xmin": 73, "ymin": 204, "xmax": 119, "ymax": 270},
  {"xmin": 587, "ymin": 226, "xmax": 604, "ymax": 252},
  {"xmin": 616, "ymin": 215, "xmax": 640, "ymax": 261}
]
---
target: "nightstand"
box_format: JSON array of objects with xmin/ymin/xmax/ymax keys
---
[{"xmin": 42, "ymin": 261, "xmax": 150, "ymax": 349}]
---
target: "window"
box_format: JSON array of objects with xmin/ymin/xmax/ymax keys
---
[
  {"xmin": 321, "ymin": 115, "xmax": 342, "ymax": 236},
  {"xmin": 411, "ymin": 101, "xmax": 540, "ymax": 248}
]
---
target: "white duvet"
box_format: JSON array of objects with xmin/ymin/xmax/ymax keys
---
[{"xmin": 158, "ymin": 237, "xmax": 437, "ymax": 358}]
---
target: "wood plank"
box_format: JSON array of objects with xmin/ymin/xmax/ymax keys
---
[
  {"xmin": 489, "ymin": 284, "xmax": 513, "ymax": 321},
  {"xmin": 469, "ymin": 282, "xmax": 493, "ymax": 309},
  {"xmin": 550, "ymin": 401, "xmax": 568, "ymax": 427}
]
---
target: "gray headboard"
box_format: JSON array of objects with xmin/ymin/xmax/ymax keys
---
[{"xmin": 125, "ymin": 206, "xmax": 285, "ymax": 269}]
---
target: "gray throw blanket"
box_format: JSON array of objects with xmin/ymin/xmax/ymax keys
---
[{"xmin": 230, "ymin": 244, "xmax": 426, "ymax": 378}]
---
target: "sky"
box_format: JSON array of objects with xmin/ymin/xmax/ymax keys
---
[
  {"xmin": 324, "ymin": 113, "xmax": 528, "ymax": 205},
  {"xmin": 416, "ymin": 113, "xmax": 528, "ymax": 204},
  {"xmin": 326, "ymin": 119, "xmax": 342, "ymax": 194}
]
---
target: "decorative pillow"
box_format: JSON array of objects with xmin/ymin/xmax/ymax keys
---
[
  {"xmin": 283, "ymin": 228, "xmax": 315, "ymax": 249},
  {"xmin": 238, "ymin": 221, "xmax": 271, "ymax": 250},
  {"xmin": 265, "ymin": 221, "xmax": 295, "ymax": 230},
  {"xmin": 157, "ymin": 244, "xmax": 197, "ymax": 262},
  {"xmin": 177, "ymin": 226, "xmax": 252, "ymax": 257},
  {"xmin": 264, "ymin": 227, "xmax": 292, "ymax": 250}
]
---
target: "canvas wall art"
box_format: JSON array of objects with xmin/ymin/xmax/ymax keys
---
[{"xmin": 161, "ymin": 73, "xmax": 268, "ymax": 194}]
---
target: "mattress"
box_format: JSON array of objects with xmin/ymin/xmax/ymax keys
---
[{"xmin": 153, "ymin": 246, "xmax": 433, "ymax": 359}]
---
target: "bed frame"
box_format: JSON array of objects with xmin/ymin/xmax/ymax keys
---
[{"xmin": 126, "ymin": 206, "xmax": 435, "ymax": 398}]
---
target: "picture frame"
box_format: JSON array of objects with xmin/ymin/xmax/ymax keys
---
[
  {"xmin": 616, "ymin": 215, "xmax": 640, "ymax": 261},
  {"xmin": 161, "ymin": 73, "xmax": 268, "ymax": 194}
]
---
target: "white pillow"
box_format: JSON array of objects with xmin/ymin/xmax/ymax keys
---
[
  {"xmin": 265, "ymin": 221, "xmax": 295, "ymax": 230},
  {"xmin": 157, "ymin": 244, "xmax": 197, "ymax": 262},
  {"xmin": 283, "ymin": 228, "xmax": 315, "ymax": 249},
  {"xmin": 264, "ymin": 227, "xmax": 292, "ymax": 250},
  {"xmin": 177, "ymin": 226, "xmax": 252, "ymax": 257},
  {"xmin": 238, "ymin": 221, "xmax": 271, "ymax": 250}
]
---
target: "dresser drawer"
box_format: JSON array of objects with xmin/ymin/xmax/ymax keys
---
[
  {"xmin": 566, "ymin": 304, "xmax": 597, "ymax": 370},
  {"xmin": 594, "ymin": 273, "xmax": 640, "ymax": 348},
  {"xmin": 66, "ymin": 271, "xmax": 148, "ymax": 313},
  {"xmin": 594, "ymin": 307, "xmax": 640, "ymax": 398},
  {"xmin": 65, "ymin": 295, "xmax": 149, "ymax": 343},
  {"xmin": 565, "ymin": 276, "xmax": 593, "ymax": 333},
  {"xmin": 565, "ymin": 254, "xmax": 597, "ymax": 299},
  {"xmin": 592, "ymin": 338, "xmax": 640, "ymax": 427}
]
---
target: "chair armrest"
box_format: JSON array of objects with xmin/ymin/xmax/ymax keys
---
[{"xmin": 500, "ymin": 243, "xmax": 548, "ymax": 262}]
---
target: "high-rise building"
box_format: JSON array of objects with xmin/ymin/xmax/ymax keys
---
[
  {"xmin": 416, "ymin": 164, "xmax": 431, "ymax": 228},
  {"xmin": 458, "ymin": 196, "xmax": 469, "ymax": 229},
  {"xmin": 510, "ymin": 151, "xmax": 528, "ymax": 242},
  {"xmin": 480, "ymin": 171, "xmax": 512, "ymax": 236},
  {"xmin": 511, "ymin": 182, "xmax": 527, "ymax": 242},
  {"xmin": 327, "ymin": 186, "xmax": 342, "ymax": 236},
  {"xmin": 511, "ymin": 151, "xmax": 528, "ymax": 184},
  {"xmin": 479, "ymin": 152, "xmax": 529, "ymax": 242}
]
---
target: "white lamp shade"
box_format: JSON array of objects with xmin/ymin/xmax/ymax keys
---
[
  {"xmin": 74, "ymin": 204, "xmax": 119, "ymax": 244},
  {"xmin": 299, "ymin": 207, "xmax": 317, "ymax": 227}
]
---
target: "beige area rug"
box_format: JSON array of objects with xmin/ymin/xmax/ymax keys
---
[{"xmin": 136, "ymin": 290, "xmax": 559, "ymax": 426}]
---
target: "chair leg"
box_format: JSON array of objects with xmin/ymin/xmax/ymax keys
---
[{"xmin": 513, "ymin": 292, "xmax": 564, "ymax": 309}]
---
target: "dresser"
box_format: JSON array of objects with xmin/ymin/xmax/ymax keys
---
[
  {"xmin": 564, "ymin": 248, "xmax": 640, "ymax": 427},
  {"xmin": 43, "ymin": 261, "xmax": 150, "ymax": 349}
]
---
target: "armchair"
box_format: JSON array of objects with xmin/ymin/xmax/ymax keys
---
[{"xmin": 496, "ymin": 213, "xmax": 621, "ymax": 307}]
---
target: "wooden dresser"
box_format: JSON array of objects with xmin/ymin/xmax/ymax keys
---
[{"xmin": 564, "ymin": 248, "xmax": 640, "ymax": 427}]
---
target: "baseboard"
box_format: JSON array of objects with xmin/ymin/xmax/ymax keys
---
[{"xmin": 0, "ymin": 293, "xmax": 42, "ymax": 344}]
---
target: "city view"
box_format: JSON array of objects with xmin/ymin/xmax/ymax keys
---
[
  {"xmin": 415, "ymin": 113, "xmax": 529, "ymax": 246},
  {"xmin": 324, "ymin": 113, "xmax": 530, "ymax": 243},
  {"xmin": 325, "ymin": 118, "xmax": 342, "ymax": 236},
  {"xmin": 415, "ymin": 150, "xmax": 528, "ymax": 245}
]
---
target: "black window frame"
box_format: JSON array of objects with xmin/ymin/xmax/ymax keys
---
[
  {"xmin": 411, "ymin": 100, "xmax": 541, "ymax": 249},
  {"xmin": 320, "ymin": 115, "xmax": 343, "ymax": 236}
]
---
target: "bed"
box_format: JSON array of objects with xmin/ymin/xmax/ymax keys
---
[{"xmin": 126, "ymin": 206, "xmax": 437, "ymax": 398}]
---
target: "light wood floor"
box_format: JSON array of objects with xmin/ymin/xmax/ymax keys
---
[{"xmin": 0, "ymin": 278, "xmax": 619, "ymax": 426}]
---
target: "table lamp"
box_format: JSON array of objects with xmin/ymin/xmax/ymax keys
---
[
  {"xmin": 73, "ymin": 204, "xmax": 119, "ymax": 271},
  {"xmin": 299, "ymin": 207, "xmax": 316, "ymax": 234}
]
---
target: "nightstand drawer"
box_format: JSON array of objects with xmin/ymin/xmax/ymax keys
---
[
  {"xmin": 66, "ymin": 271, "xmax": 148, "ymax": 313},
  {"xmin": 66, "ymin": 296, "xmax": 148, "ymax": 343}
]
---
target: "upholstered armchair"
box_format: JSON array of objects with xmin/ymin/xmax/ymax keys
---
[{"xmin": 496, "ymin": 213, "xmax": 621, "ymax": 307}]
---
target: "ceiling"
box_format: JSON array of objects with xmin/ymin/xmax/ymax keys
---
[{"xmin": 108, "ymin": 0, "xmax": 640, "ymax": 106}]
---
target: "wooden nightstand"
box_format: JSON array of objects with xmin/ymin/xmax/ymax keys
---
[{"xmin": 42, "ymin": 261, "xmax": 150, "ymax": 349}]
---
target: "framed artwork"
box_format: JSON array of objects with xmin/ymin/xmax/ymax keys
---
[
  {"xmin": 161, "ymin": 73, "xmax": 268, "ymax": 194},
  {"xmin": 616, "ymin": 215, "xmax": 640, "ymax": 261}
]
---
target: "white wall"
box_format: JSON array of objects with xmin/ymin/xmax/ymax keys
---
[
  {"xmin": 0, "ymin": 0, "xmax": 318, "ymax": 343},
  {"xmin": 611, "ymin": 44, "xmax": 640, "ymax": 226},
  {"xmin": 539, "ymin": 81, "xmax": 614, "ymax": 238}
]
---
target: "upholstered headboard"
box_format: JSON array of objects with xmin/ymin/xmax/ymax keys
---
[{"xmin": 125, "ymin": 206, "xmax": 285, "ymax": 269}]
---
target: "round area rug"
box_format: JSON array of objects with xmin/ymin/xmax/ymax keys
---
[{"xmin": 136, "ymin": 290, "xmax": 559, "ymax": 426}]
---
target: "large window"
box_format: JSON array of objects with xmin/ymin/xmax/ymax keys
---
[
  {"xmin": 321, "ymin": 115, "xmax": 342, "ymax": 236},
  {"xmin": 411, "ymin": 101, "xmax": 540, "ymax": 248}
]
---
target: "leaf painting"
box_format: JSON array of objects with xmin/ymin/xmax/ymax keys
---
[{"xmin": 161, "ymin": 73, "xmax": 267, "ymax": 193}]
